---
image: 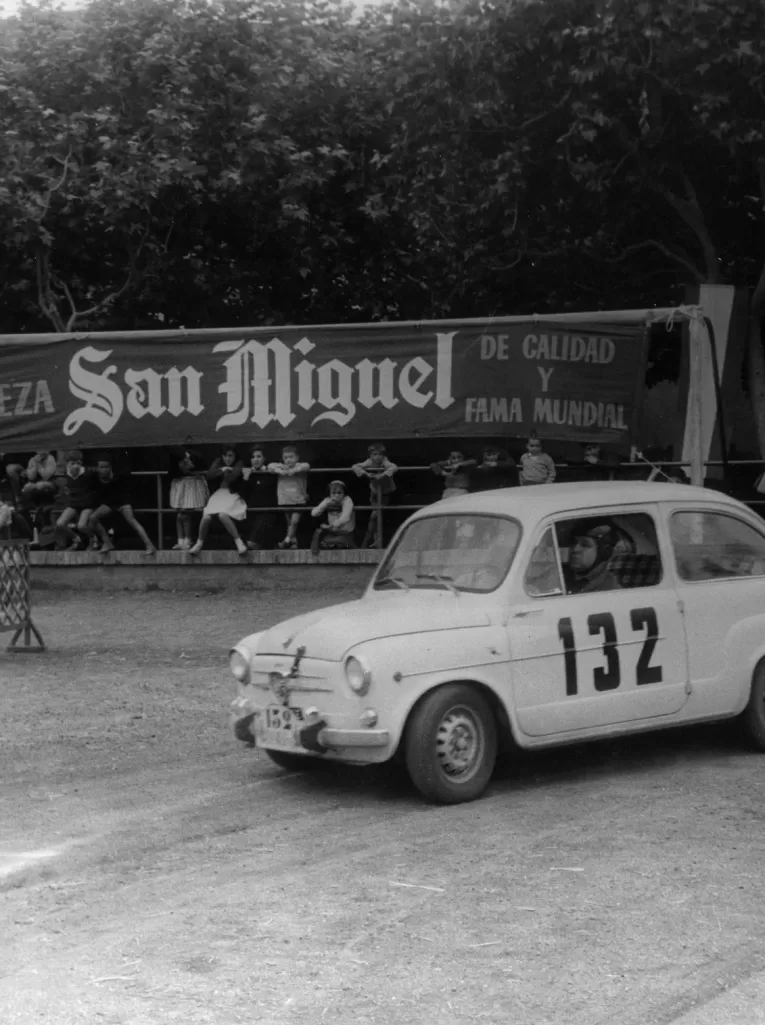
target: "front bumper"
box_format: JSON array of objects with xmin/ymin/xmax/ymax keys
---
[
  {"xmin": 319, "ymin": 728, "xmax": 390, "ymax": 748},
  {"xmin": 230, "ymin": 697, "xmax": 390, "ymax": 752}
]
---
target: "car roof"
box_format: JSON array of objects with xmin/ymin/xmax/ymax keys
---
[{"xmin": 410, "ymin": 481, "xmax": 747, "ymax": 522}]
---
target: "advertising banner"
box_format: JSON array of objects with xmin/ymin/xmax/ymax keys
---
[{"xmin": 0, "ymin": 318, "xmax": 648, "ymax": 450}]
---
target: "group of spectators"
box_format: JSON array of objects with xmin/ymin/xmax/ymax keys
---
[
  {"xmin": 0, "ymin": 449, "xmax": 157, "ymax": 554},
  {"xmin": 431, "ymin": 435, "xmax": 688, "ymax": 495},
  {"xmin": 0, "ymin": 435, "xmax": 689, "ymax": 555},
  {"xmin": 0, "ymin": 442, "xmax": 398, "ymax": 555},
  {"xmin": 167, "ymin": 440, "xmax": 396, "ymax": 555}
]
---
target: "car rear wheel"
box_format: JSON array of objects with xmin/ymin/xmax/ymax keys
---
[
  {"xmin": 741, "ymin": 662, "xmax": 765, "ymax": 749},
  {"xmin": 404, "ymin": 684, "xmax": 497, "ymax": 804}
]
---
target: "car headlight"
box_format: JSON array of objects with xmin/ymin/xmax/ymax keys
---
[
  {"xmin": 345, "ymin": 655, "xmax": 372, "ymax": 696},
  {"xmin": 229, "ymin": 647, "xmax": 251, "ymax": 684}
]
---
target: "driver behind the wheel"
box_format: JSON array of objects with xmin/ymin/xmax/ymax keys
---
[{"xmin": 564, "ymin": 520, "xmax": 623, "ymax": 595}]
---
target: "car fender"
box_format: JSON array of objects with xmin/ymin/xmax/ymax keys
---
[
  {"xmin": 725, "ymin": 615, "xmax": 765, "ymax": 712},
  {"xmin": 346, "ymin": 628, "xmax": 516, "ymax": 751}
]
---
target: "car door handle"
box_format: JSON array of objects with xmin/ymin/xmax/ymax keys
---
[{"xmin": 513, "ymin": 608, "xmax": 544, "ymax": 618}]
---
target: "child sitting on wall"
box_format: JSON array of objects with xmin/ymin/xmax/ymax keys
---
[
  {"xmin": 310, "ymin": 481, "xmax": 356, "ymax": 555},
  {"xmin": 189, "ymin": 447, "xmax": 247, "ymax": 555},
  {"xmin": 54, "ymin": 450, "xmax": 97, "ymax": 551}
]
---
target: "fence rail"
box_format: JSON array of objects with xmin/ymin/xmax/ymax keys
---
[
  {"xmin": 11, "ymin": 460, "xmax": 765, "ymax": 552},
  {"xmin": 122, "ymin": 460, "xmax": 765, "ymax": 550}
]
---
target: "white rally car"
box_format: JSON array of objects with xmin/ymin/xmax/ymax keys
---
[{"xmin": 229, "ymin": 482, "xmax": 765, "ymax": 804}]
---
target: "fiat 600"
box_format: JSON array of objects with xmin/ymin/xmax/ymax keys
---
[{"xmin": 229, "ymin": 482, "xmax": 765, "ymax": 804}]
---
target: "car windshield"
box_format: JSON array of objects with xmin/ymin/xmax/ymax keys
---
[{"xmin": 374, "ymin": 514, "xmax": 521, "ymax": 593}]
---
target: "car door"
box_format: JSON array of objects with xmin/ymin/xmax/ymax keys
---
[
  {"xmin": 668, "ymin": 505, "xmax": 765, "ymax": 717},
  {"xmin": 507, "ymin": 506, "xmax": 690, "ymax": 739}
]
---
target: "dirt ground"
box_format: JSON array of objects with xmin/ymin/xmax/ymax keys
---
[{"xmin": 2, "ymin": 587, "xmax": 765, "ymax": 1025}]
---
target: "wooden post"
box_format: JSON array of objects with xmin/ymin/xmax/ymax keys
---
[{"xmin": 687, "ymin": 315, "xmax": 706, "ymax": 487}]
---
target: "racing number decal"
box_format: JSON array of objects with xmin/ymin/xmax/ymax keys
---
[
  {"xmin": 557, "ymin": 618, "xmax": 577, "ymax": 696},
  {"xmin": 588, "ymin": 613, "xmax": 620, "ymax": 691},
  {"xmin": 557, "ymin": 607, "xmax": 661, "ymax": 696},
  {"xmin": 631, "ymin": 607, "xmax": 663, "ymax": 685}
]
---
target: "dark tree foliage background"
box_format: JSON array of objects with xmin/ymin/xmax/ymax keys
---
[{"xmin": 1, "ymin": 0, "xmax": 764, "ymax": 444}]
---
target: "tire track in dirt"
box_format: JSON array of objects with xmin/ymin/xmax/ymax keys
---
[{"xmin": 4, "ymin": 779, "xmax": 765, "ymax": 1025}]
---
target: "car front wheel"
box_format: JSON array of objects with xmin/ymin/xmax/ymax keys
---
[
  {"xmin": 404, "ymin": 683, "xmax": 497, "ymax": 804},
  {"xmin": 742, "ymin": 662, "xmax": 765, "ymax": 749}
]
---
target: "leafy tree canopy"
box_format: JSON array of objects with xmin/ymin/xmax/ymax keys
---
[{"xmin": 0, "ymin": 0, "xmax": 762, "ymax": 355}]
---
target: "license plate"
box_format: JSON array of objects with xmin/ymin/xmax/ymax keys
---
[{"xmin": 259, "ymin": 705, "xmax": 305, "ymax": 750}]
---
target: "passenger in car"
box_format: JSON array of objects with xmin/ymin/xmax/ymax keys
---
[{"xmin": 564, "ymin": 521, "xmax": 623, "ymax": 594}]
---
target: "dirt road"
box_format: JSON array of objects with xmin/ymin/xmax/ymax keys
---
[{"xmin": 2, "ymin": 591, "xmax": 765, "ymax": 1025}]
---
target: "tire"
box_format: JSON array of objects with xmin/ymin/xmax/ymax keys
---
[
  {"xmin": 264, "ymin": 748, "xmax": 318, "ymax": 772},
  {"xmin": 741, "ymin": 662, "xmax": 765, "ymax": 749},
  {"xmin": 404, "ymin": 683, "xmax": 497, "ymax": 804}
]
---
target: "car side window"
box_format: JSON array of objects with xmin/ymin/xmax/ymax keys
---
[
  {"xmin": 524, "ymin": 527, "xmax": 563, "ymax": 596},
  {"xmin": 670, "ymin": 511, "xmax": 765, "ymax": 581},
  {"xmin": 555, "ymin": 513, "xmax": 662, "ymax": 595}
]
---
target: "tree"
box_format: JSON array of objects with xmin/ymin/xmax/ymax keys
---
[
  {"xmin": 0, "ymin": 0, "xmax": 381, "ymax": 331},
  {"xmin": 543, "ymin": 0, "xmax": 765, "ymax": 445},
  {"xmin": 2, "ymin": 0, "xmax": 764, "ymax": 433}
]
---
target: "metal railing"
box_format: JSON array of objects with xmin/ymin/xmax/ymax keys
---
[
  {"xmin": 121, "ymin": 460, "xmax": 765, "ymax": 551},
  {"xmin": 130, "ymin": 466, "xmax": 441, "ymax": 551}
]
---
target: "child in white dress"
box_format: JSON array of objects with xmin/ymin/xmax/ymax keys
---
[
  {"xmin": 189, "ymin": 447, "xmax": 248, "ymax": 555},
  {"xmin": 169, "ymin": 438, "xmax": 209, "ymax": 550}
]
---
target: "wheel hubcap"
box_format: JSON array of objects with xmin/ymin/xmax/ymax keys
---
[{"xmin": 435, "ymin": 706, "xmax": 483, "ymax": 780}]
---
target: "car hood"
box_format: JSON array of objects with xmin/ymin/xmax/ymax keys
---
[{"xmin": 248, "ymin": 592, "xmax": 492, "ymax": 661}]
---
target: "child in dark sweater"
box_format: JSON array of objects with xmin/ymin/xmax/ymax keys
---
[
  {"xmin": 352, "ymin": 443, "xmax": 398, "ymax": 548},
  {"xmin": 242, "ymin": 446, "xmax": 278, "ymax": 550},
  {"xmin": 472, "ymin": 445, "xmax": 518, "ymax": 491}
]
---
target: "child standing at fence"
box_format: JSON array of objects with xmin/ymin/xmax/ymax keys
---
[
  {"xmin": 189, "ymin": 447, "xmax": 247, "ymax": 555},
  {"xmin": 269, "ymin": 445, "xmax": 310, "ymax": 549},
  {"xmin": 352, "ymin": 443, "xmax": 398, "ymax": 548},
  {"xmin": 519, "ymin": 434, "xmax": 556, "ymax": 486},
  {"xmin": 169, "ymin": 438, "xmax": 209, "ymax": 550},
  {"xmin": 242, "ymin": 446, "xmax": 278, "ymax": 550},
  {"xmin": 55, "ymin": 450, "xmax": 97, "ymax": 551},
  {"xmin": 310, "ymin": 480, "xmax": 356, "ymax": 555},
  {"xmin": 431, "ymin": 449, "xmax": 477, "ymax": 500},
  {"xmin": 472, "ymin": 445, "xmax": 518, "ymax": 491}
]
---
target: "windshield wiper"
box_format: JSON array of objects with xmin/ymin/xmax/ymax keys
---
[
  {"xmin": 415, "ymin": 573, "xmax": 460, "ymax": 595},
  {"xmin": 376, "ymin": 575, "xmax": 409, "ymax": 590}
]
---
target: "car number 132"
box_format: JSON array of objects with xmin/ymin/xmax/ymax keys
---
[{"xmin": 557, "ymin": 607, "xmax": 662, "ymax": 696}]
